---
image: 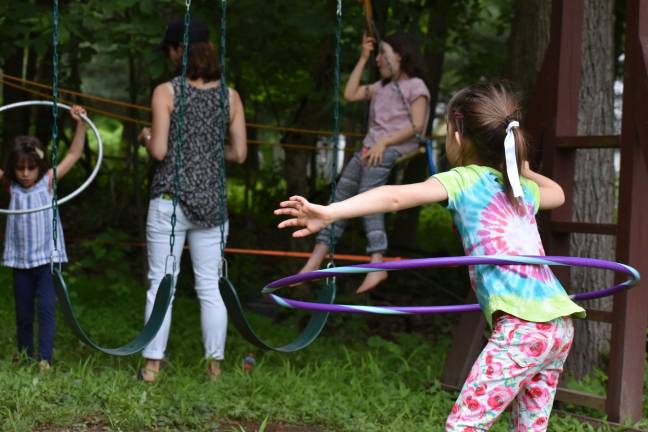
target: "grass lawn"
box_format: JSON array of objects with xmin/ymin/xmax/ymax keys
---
[{"xmin": 0, "ymin": 268, "xmax": 646, "ymax": 432}]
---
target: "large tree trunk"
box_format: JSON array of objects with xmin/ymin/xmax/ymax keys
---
[
  {"xmin": 508, "ymin": 0, "xmax": 552, "ymax": 110},
  {"xmin": 566, "ymin": 0, "xmax": 616, "ymax": 379}
]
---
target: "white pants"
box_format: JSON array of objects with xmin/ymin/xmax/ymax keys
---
[{"xmin": 143, "ymin": 197, "xmax": 228, "ymax": 360}]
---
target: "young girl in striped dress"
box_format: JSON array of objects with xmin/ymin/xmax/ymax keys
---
[{"xmin": 1, "ymin": 105, "xmax": 87, "ymax": 369}]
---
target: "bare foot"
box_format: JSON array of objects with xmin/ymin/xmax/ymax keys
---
[
  {"xmin": 291, "ymin": 243, "xmax": 329, "ymax": 287},
  {"xmin": 356, "ymin": 271, "xmax": 388, "ymax": 294}
]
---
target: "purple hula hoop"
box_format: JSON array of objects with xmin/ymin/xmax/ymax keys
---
[{"xmin": 261, "ymin": 255, "xmax": 640, "ymax": 315}]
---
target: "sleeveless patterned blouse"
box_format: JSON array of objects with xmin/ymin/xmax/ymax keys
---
[{"xmin": 149, "ymin": 76, "xmax": 228, "ymax": 228}]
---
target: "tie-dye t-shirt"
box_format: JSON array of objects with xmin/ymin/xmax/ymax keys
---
[{"xmin": 433, "ymin": 165, "xmax": 585, "ymax": 327}]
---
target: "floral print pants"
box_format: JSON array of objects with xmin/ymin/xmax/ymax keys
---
[{"xmin": 446, "ymin": 314, "xmax": 574, "ymax": 431}]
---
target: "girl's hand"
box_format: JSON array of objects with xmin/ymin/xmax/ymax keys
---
[
  {"xmin": 362, "ymin": 141, "xmax": 386, "ymax": 166},
  {"xmin": 138, "ymin": 127, "xmax": 152, "ymax": 145},
  {"xmin": 275, "ymin": 196, "xmax": 331, "ymax": 238},
  {"xmin": 360, "ymin": 32, "xmax": 375, "ymax": 60},
  {"xmin": 69, "ymin": 105, "xmax": 86, "ymax": 123}
]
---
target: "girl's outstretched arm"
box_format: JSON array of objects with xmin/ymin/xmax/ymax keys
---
[
  {"xmin": 51, "ymin": 105, "xmax": 87, "ymax": 179},
  {"xmin": 521, "ymin": 162, "xmax": 565, "ymax": 209},
  {"xmin": 275, "ymin": 176, "xmax": 448, "ymax": 238}
]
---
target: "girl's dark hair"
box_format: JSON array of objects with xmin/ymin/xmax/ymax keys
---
[
  {"xmin": 447, "ymin": 82, "xmax": 529, "ymax": 210},
  {"xmin": 5, "ymin": 136, "xmax": 49, "ymax": 184},
  {"xmin": 381, "ymin": 32, "xmax": 428, "ymax": 84},
  {"xmin": 166, "ymin": 41, "xmax": 220, "ymax": 82}
]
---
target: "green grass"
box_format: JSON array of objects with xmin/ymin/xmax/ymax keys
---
[{"xmin": 0, "ymin": 268, "xmax": 646, "ymax": 431}]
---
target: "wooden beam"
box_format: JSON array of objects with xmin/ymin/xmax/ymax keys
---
[
  {"xmin": 550, "ymin": 221, "xmax": 617, "ymax": 235},
  {"xmin": 555, "ymin": 388, "xmax": 606, "ymax": 411},
  {"xmin": 553, "ymin": 410, "xmax": 645, "ymax": 431},
  {"xmin": 534, "ymin": 0, "xmax": 585, "ymax": 286},
  {"xmin": 583, "ymin": 309, "xmax": 614, "ymax": 323},
  {"xmin": 606, "ymin": 0, "xmax": 648, "ymax": 423},
  {"xmin": 555, "ymin": 135, "xmax": 620, "ymax": 149},
  {"xmin": 440, "ymin": 290, "xmax": 486, "ymax": 390}
]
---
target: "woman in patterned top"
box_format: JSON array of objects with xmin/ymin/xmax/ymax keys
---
[
  {"xmin": 275, "ymin": 83, "xmax": 584, "ymax": 431},
  {"xmin": 297, "ymin": 32, "xmax": 430, "ymax": 294},
  {"xmin": 138, "ymin": 17, "xmax": 247, "ymax": 382},
  {"xmin": 1, "ymin": 105, "xmax": 87, "ymax": 371}
]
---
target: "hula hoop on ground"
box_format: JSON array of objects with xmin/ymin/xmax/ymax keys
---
[
  {"xmin": 0, "ymin": 100, "xmax": 103, "ymax": 215},
  {"xmin": 261, "ymin": 255, "xmax": 640, "ymax": 315}
]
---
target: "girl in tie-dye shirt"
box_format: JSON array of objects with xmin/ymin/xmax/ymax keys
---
[{"xmin": 276, "ymin": 83, "xmax": 584, "ymax": 431}]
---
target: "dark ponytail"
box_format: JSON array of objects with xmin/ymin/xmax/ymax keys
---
[{"xmin": 447, "ymin": 82, "xmax": 529, "ymax": 212}]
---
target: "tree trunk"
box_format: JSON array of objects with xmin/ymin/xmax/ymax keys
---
[
  {"xmin": 565, "ymin": 0, "xmax": 616, "ymax": 379},
  {"xmin": 507, "ymin": 0, "xmax": 552, "ymax": 110},
  {"xmin": 125, "ymin": 53, "xmax": 148, "ymax": 282},
  {"xmin": 283, "ymin": 45, "xmax": 335, "ymax": 199},
  {"xmin": 1, "ymin": 48, "xmax": 29, "ymax": 159},
  {"xmin": 34, "ymin": 46, "xmax": 54, "ymax": 147}
]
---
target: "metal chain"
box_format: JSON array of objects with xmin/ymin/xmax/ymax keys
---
[
  {"xmin": 217, "ymin": 0, "xmax": 229, "ymax": 277},
  {"xmin": 328, "ymin": 0, "xmax": 342, "ymax": 264},
  {"xmin": 50, "ymin": 0, "xmax": 61, "ymax": 261},
  {"xmin": 167, "ymin": 0, "xmax": 192, "ymax": 272}
]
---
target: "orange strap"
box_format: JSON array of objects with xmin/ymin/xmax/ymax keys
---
[
  {"xmin": 363, "ymin": 0, "xmax": 374, "ymax": 36},
  {"xmin": 62, "ymin": 237, "xmax": 402, "ymax": 263}
]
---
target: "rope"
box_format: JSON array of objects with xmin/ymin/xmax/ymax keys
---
[
  {"xmin": 1, "ymin": 72, "xmax": 365, "ymax": 137},
  {"xmin": 0, "ymin": 78, "xmax": 379, "ymax": 153}
]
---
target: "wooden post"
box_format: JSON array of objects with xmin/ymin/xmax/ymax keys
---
[
  {"xmin": 606, "ymin": 0, "xmax": 648, "ymax": 422},
  {"xmin": 527, "ymin": 0, "xmax": 584, "ymax": 286}
]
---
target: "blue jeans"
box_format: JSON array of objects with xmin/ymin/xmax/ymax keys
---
[{"xmin": 13, "ymin": 265, "xmax": 57, "ymax": 363}]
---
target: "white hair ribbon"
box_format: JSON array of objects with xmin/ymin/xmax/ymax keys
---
[{"xmin": 504, "ymin": 121, "xmax": 523, "ymax": 198}]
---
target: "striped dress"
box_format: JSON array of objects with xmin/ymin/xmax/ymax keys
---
[{"xmin": 3, "ymin": 175, "xmax": 68, "ymax": 269}]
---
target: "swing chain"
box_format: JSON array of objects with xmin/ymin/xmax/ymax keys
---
[
  {"xmin": 50, "ymin": 0, "xmax": 61, "ymax": 257},
  {"xmin": 217, "ymin": 0, "xmax": 229, "ymax": 277},
  {"xmin": 164, "ymin": 254, "xmax": 177, "ymax": 275},
  {"xmin": 327, "ymin": 0, "xmax": 343, "ymax": 267},
  {"xmin": 167, "ymin": 0, "xmax": 192, "ymax": 264}
]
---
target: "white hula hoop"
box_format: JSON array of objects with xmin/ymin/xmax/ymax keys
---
[{"xmin": 0, "ymin": 100, "xmax": 103, "ymax": 215}]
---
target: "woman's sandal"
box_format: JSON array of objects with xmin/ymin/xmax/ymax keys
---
[
  {"xmin": 137, "ymin": 365, "xmax": 161, "ymax": 383},
  {"xmin": 137, "ymin": 359, "xmax": 167, "ymax": 383},
  {"xmin": 207, "ymin": 360, "xmax": 222, "ymax": 380}
]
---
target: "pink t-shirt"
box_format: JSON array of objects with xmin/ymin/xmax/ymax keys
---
[{"xmin": 363, "ymin": 77, "xmax": 430, "ymax": 155}]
